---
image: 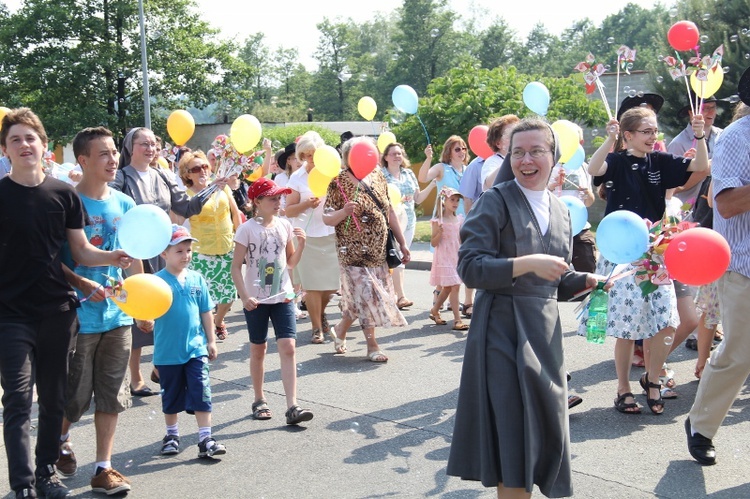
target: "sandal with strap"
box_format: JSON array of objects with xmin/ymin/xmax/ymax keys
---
[
  {"xmin": 311, "ymin": 328, "xmax": 325, "ymax": 344},
  {"xmin": 614, "ymin": 392, "xmax": 641, "ymax": 414},
  {"xmin": 429, "ymin": 307, "xmax": 447, "ymax": 325},
  {"xmin": 462, "ymin": 303, "xmax": 473, "ymax": 318},
  {"xmin": 452, "ymin": 320, "xmax": 469, "ymax": 331},
  {"xmin": 321, "ymin": 313, "xmax": 330, "ymax": 334},
  {"xmin": 252, "ymin": 399, "xmax": 272, "ymax": 420},
  {"xmin": 285, "ymin": 405, "xmax": 314, "ymax": 425},
  {"xmin": 640, "ymin": 373, "xmax": 665, "ymax": 415},
  {"xmin": 215, "ymin": 322, "xmax": 227, "ymax": 341},
  {"xmin": 328, "ymin": 324, "xmax": 347, "ymax": 354}
]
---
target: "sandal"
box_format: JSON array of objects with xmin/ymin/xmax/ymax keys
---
[
  {"xmin": 659, "ymin": 366, "xmax": 677, "ymax": 390},
  {"xmin": 614, "ymin": 392, "xmax": 641, "ymax": 414},
  {"xmin": 714, "ymin": 329, "xmax": 724, "ymax": 342},
  {"xmin": 568, "ymin": 394, "xmax": 583, "ymax": 410},
  {"xmin": 452, "ymin": 320, "xmax": 469, "ymax": 331},
  {"xmin": 311, "ymin": 328, "xmax": 325, "ymax": 344},
  {"xmin": 429, "ymin": 308, "xmax": 447, "ymax": 325},
  {"xmin": 660, "ymin": 387, "xmax": 678, "ymax": 400},
  {"xmin": 639, "ymin": 373, "xmax": 664, "ymax": 415},
  {"xmin": 462, "ymin": 303, "xmax": 473, "ymax": 318},
  {"xmin": 252, "ymin": 399, "xmax": 272, "ymax": 420},
  {"xmin": 321, "ymin": 313, "xmax": 330, "ymax": 334},
  {"xmin": 367, "ymin": 350, "xmax": 388, "ymax": 363},
  {"xmin": 328, "ymin": 324, "xmax": 347, "ymax": 354},
  {"xmin": 285, "ymin": 405, "xmax": 314, "ymax": 425},
  {"xmin": 397, "ymin": 297, "xmax": 414, "ymax": 309},
  {"xmin": 215, "ymin": 322, "xmax": 227, "ymax": 341}
]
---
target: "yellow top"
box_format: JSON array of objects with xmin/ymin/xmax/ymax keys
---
[{"xmin": 187, "ymin": 185, "xmax": 234, "ymax": 255}]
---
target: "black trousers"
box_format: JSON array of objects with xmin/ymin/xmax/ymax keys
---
[
  {"xmin": 572, "ymin": 229, "xmax": 597, "ymax": 274},
  {"xmin": 0, "ymin": 310, "xmax": 78, "ymax": 492}
]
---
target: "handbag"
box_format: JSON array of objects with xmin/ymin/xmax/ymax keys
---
[{"xmin": 359, "ymin": 181, "xmax": 403, "ymax": 269}]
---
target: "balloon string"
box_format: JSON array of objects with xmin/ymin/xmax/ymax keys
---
[
  {"xmin": 370, "ymin": 120, "xmax": 377, "ymax": 136},
  {"xmin": 335, "ymin": 179, "xmax": 361, "ymax": 233},
  {"xmin": 416, "ymin": 114, "xmax": 431, "ymax": 145}
]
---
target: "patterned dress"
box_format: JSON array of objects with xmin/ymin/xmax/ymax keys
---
[{"xmin": 429, "ymin": 215, "xmax": 463, "ymax": 287}]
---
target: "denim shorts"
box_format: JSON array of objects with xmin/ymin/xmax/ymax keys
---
[
  {"xmin": 243, "ymin": 301, "xmax": 296, "ymax": 345},
  {"xmin": 157, "ymin": 357, "xmax": 212, "ymax": 414}
]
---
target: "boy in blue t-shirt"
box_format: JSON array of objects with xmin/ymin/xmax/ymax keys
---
[{"xmin": 154, "ymin": 225, "xmax": 226, "ymax": 459}]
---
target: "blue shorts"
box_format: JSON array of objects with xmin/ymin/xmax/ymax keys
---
[
  {"xmin": 157, "ymin": 357, "xmax": 212, "ymax": 414},
  {"xmin": 243, "ymin": 301, "xmax": 296, "ymax": 345}
]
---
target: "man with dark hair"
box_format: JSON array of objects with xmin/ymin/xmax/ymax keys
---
[
  {"xmin": 56, "ymin": 126, "xmax": 142, "ymax": 494},
  {"xmin": 0, "ymin": 110, "xmax": 132, "ymax": 499}
]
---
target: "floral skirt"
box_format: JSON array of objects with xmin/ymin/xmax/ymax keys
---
[
  {"xmin": 577, "ymin": 258, "xmax": 678, "ymax": 340},
  {"xmin": 190, "ymin": 251, "xmax": 236, "ymax": 305},
  {"xmin": 695, "ymin": 281, "xmax": 720, "ymax": 327},
  {"xmin": 339, "ymin": 264, "xmax": 407, "ymax": 329}
]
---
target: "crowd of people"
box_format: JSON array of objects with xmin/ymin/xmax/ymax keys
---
[{"xmin": 1, "ymin": 66, "xmax": 750, "ymax": 499}]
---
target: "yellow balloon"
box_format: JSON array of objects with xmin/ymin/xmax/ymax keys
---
[
  {"xmin": 358, "ymin": 96, "xmax": 377, "ymax": 121},
  {"xmin": 690, "ymin": 68, "xmax": 724, "ymax": 99},
  {"xmin": 230, "ymin": 114, "xmax": 262, "ymax": 153},
  {"xmin": 551, "ymin": 120, "xmax": 580, "ymax": 164},
  {"xmin": 246, "ymin": 168, "xmax": 263, "ymax": 182},
  {"xmin": 112, "ymin": 274, "xmax": 173, "ymax": 320},
  {"xmin": 0, "ymin": 106, "xmax": 10, "ymax": 130},
  {"xmin": 387, "ymin": 183, "xmax": 402, "ymax": 207},
  {"xmin": 377, "ymin": 132, "xmax": 397, "ymax": 153},
  {"xmin": 308, "ymin": 168, "xmax": 332, "ymax": 197},
  {"xmin": 166, "ymin": 110, "xmax": 195, "ymax": 146},
  {"xmin": 313, "ymin": 145, "xmax": 341, "ymax": 178}
]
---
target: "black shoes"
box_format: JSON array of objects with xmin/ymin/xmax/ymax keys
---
[
  {"xmin": 35, "ymin": 464, "xmax": 71, "ymax": 498},
  {"xmin": 685, "ymin": 418, "xmax": 717, "ymax": 465}
]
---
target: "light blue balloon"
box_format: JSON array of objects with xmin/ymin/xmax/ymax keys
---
[
  {"xmin": 596, "ymin": 210, "xmax": 649, "ymax": 264},
  {"xmin": 563, "ymin": 145, "xmax": 586, "ymax": 172},
  {"xmin": 560, "ymin": 195, "xmax": 588, "ymax": 235},
  {"xmin": 118, "ymin": 204, "xmax": 173, "ymax": 260},
  {"xmin": 392, "ymin": 85, "xmax": 419, "ymax": 114},
  {"xmin": 522, "ymin": 81, "xmax": 550, "ymax": 116}
]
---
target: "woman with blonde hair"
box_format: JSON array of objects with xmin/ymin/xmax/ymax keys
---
[
  {"xmin": 179, "ymin": 150, "xmax": 242, "ymax": 340},
  {"xmin": 284, "ymin": 131, "xmax": 340, "ymax": 344}
]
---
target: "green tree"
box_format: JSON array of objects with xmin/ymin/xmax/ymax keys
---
[
  {"xmin": 392, "ymin": 62, "xmax": 608, "ymax": 160},
  {"xmin": 474, "ymin": 18, "xmax": 522, "ymax": 70},
  {"xmin": 309, "ymin": 18, "xmax": 353, "ymax": 120},
  {"xmin": 238, "ymin": 33, "xmax": 274, "ymax": 104},
  {"xmin": 0, "ymin": 0, "xmax": 239, "ymax": 143}
]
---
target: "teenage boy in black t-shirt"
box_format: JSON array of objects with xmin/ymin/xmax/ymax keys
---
[{"xmin": 0, "ymin": 108, "xmax": 133, "ymax": 499}]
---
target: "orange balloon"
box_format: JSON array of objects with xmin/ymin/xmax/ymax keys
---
[{"xmin": 112, "ymin": 274, "xmax": 173, "ymax": 320}]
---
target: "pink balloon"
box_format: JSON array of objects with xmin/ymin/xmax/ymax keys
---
[
  {"xmin": 667, "ymin": 21, "xmax": 700, "ymax": 52},
  {"xmin": 468, "ymin": 126, "xmax": 494, "ymax": 160},
  {"xmin": 664, "ymin": 228, "xmax": 730, "ymax": 286},
  {"xmin": 348, "ymin": 141, "xmax": 380, "ymax": 180}
]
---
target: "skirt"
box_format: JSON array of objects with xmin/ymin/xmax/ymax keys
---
[
  {"xmin": 577, "ymin": 258, "xmax": 678, "ymax": 340},
  {"xmin": 190, "ymin": 251, "xmax": 236, "ymax": 305},
  {"xmin": 695, "ymin": 281, "xmax": 720, "ymax": 327},
  {"xmin": 339, "ymin": 264, "xmax": 407, "ymax": 329},
  {"xmin": 297, "ymin": 234, "xmax": 340, "ymax": 291}
]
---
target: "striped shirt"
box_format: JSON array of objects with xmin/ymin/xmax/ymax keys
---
[{"xmin": 712, "ymin": 115, "xmax": 750, "ymax": 278}]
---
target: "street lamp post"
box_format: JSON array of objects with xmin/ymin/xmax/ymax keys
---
[{"xmin": 138, "ymin": 0, "xmax": 151, "ymax": 128}]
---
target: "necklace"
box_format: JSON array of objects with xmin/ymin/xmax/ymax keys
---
[{"xmin": 516, "ymin": 184, "xmax": 549, "ymax": 254}]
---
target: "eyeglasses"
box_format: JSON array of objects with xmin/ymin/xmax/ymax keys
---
[
  {"xmin": 453, "ymin": 146, "xmax": 467, "ymax": 153},
  {"xmin": 632, "ymin": 129, "xmax": 659, "ymax": 137},
  {"xmin": 188, "ymin": 165, "xmax": 209, "ymax": 174},
  {"xmin": 510, "ymin": 148, "xmax": 551, "ymax": 159},
  {"xmin": 136, "ymin": 142, "xmax": 158, "ymax": 148}
]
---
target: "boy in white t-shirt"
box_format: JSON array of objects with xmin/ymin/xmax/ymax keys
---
[{"xmin": 231, "ymin": 178, "xmax": 314, "ymax": 425}]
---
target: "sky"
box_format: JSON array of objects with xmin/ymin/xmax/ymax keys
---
[{"xmin": 3, "ymin": 0, "xmax": 667, "ymax": 68}]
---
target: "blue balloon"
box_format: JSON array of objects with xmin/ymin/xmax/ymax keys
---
[
  {"xmin": 596, "ymin": 210, "xmax": 649, "ymax": 264},
  {"xmin": 392, "ymin": 85, "xmax": 419, "ymax": 114},
  {"xmin": 560, "ymin": 195, "xmax": 588, "ymax": 235},
  {"xmin": 563, "ymin": 145, "xmax": 586, "ymax": 172},
  {"xmin": 118, "ymin": 204, "xmax": 173, "ymax": 260},
  {"xmin": 522, "ymin": 81, "xmax": 550, "ymax": 116}
]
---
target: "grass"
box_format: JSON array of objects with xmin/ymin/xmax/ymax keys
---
[{"xmin": 414, "ymin": 219, "xmax": 432, "ymax": 243}]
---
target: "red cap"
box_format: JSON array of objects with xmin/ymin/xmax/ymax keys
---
[
  {"xmin": 247, "ymin": 177, "xmax": 292, "ymax": 200},
  {"xmin": 170, "ymin": 224, "xmax": 198, "ymax": 245}
]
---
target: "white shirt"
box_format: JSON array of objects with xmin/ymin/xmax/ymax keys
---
[{"xmin": 515, "ymin": 179, "xmax": 550, "ymax": 236}]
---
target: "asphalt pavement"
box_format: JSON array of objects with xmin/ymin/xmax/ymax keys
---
[{"xmin": 1, "ymin": 246, "xmax": 749, "ymax": 498}]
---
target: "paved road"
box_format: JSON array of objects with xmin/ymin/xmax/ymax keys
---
[{"xmin": 2, "ymin": 266, "xmax": 749, "ymax": 498}]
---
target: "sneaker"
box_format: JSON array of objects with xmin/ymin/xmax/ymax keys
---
[
  {"xmin": 15, "ymin": 488, "xmax": 37, "ymax": 499},
  {"xmin": 35, "ymin": 465, "xmax": 71, "ymax": 498},
  {"xmin": 160, "ymin": 435, "xmax": 180, "ymax": 455},
  {"xmin": 198, "ymin": 437, "xmax": 226, "ymax": 458},
  {"xmin": 90, "ymin": 468, "xmax": 132, "ymax": 495},
  {"xmin": 55, "ymin": 440, "xmax": 77, "ymax": 477},
  {"xmin": 685, "ymin": 337, "xmax": 698, "ymax": 350}
]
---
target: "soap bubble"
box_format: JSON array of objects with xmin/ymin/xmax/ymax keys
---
[
  {"xmin": 631, "ymin": 164, "xmax": 639, "ymax": 170},
  {"xmin": 626, "ymin": 63, "xmax": 634, "ymax": 71},
  {"xmin": 361, "ymin": 215, "xmax": 369, "ymax": 223},
  {"xmin": 637, "ymin": 91, "xmax": 644, "ymax": 98},
  {"xmin": 664, "ymin": 335, "xmax": 674, "ymax": 346},
  {"xmin": 254, "ymin": 216, "xmax": 264, "ymax": 224},
  {"xmin": 604, "ymin": 181, "xmax": 614, "ymax": 188},
  {"xmin": 339, "ymin": 246, "xmax": 347, "ymax": 254},
  {"xmin": 125, "ymin": 460, "xmax": 133, "ymax": 469},
  {"xmin": 656, "ymin": 76, "xmax": 664, "ymax": 83},
  {"xmin": 623, "ymin": 85, "xmax": 631, "ymax": 93},
  {"xmin": 350, "ymin": 422, "xmax": 360, "ymax": 433},
  {"xmin": 628, "ymin": 89, "xmax": 637, "ymax": 98},
  {"xmin": 608, "ymin": 125, "xmax": 617, "ymax": 134},
  {"xmin": 607, "ymin": 36, "xmax": 615, "ymax": 44},
  {"xmin": 723, "ymin": 66, "xmax": 730, "ymax": 74},
  {"xmin": 668, "ymin": 7, "xmax": 678, "ymax": 17},
  {"xmin": 700, "ymin": 35, "xmax": 709, "ymax": 44},
  {"xmin": 677, "ymin": 241, "xmax": 687, "ymax": 252},
  {"xmin": 702, "ymin": 13, "xmax": 711, "ymax": 21},
  {"xmin": 728, "ymin": 95, "xmax": 741, "ymax": 104},
  {"xmin": 730, "ymin": 34, "xmax": 740, "ymax": 43},
  {"xmin": 591, "ymin": 129, "xmax": 599, "ymax": 136},
  {"xmin": 430, "ymin": 28, "xmax": 440, "ymax": 38},
  {"xmin": 745, "ymin": 53, "xmax": 750, "ymax": 60}
]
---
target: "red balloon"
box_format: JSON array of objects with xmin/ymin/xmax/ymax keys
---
[
  {"xmin": 348, "ymin": 141, "xmax": 379, "ymax": 180},
  {"xmin": 468, "ymin": 125, "xmax": 494, "ymax": 160},
  {"xmin": 667, "ymin": 21, "xmax": 700, "ymax": 51},
  {"xmin": 664, "ymin": 228, "xmax": 730, "ymax": 286}
]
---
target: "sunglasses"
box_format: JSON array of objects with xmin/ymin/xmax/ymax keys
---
[
  {"xmin": 453, "ymin": 146, "xmax": 467, "ymax": 153},
  {"xmin": 188, "ymin": 165, "xmax": 209, "ymax": 174}
]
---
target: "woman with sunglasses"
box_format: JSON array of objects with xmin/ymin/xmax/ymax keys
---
[
  {"xmin": 111, "ymin": 127, "xmax": 226, "ymax": 396},
  {"xmin": 418, "ymin": 136, "xmax": 474, "ymax": 317},
  {"xmin": 179, "ymin": 150, "xmax": 242, "ymax": 341}
]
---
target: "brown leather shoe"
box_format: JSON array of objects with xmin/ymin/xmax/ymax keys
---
[
  {"xmin": 55, "ymin": 439, "xmax": 77, "ymax": 477},
  {"xmin": 90, "ymin": 468, "xmax": 131, "ymax": 495}
]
